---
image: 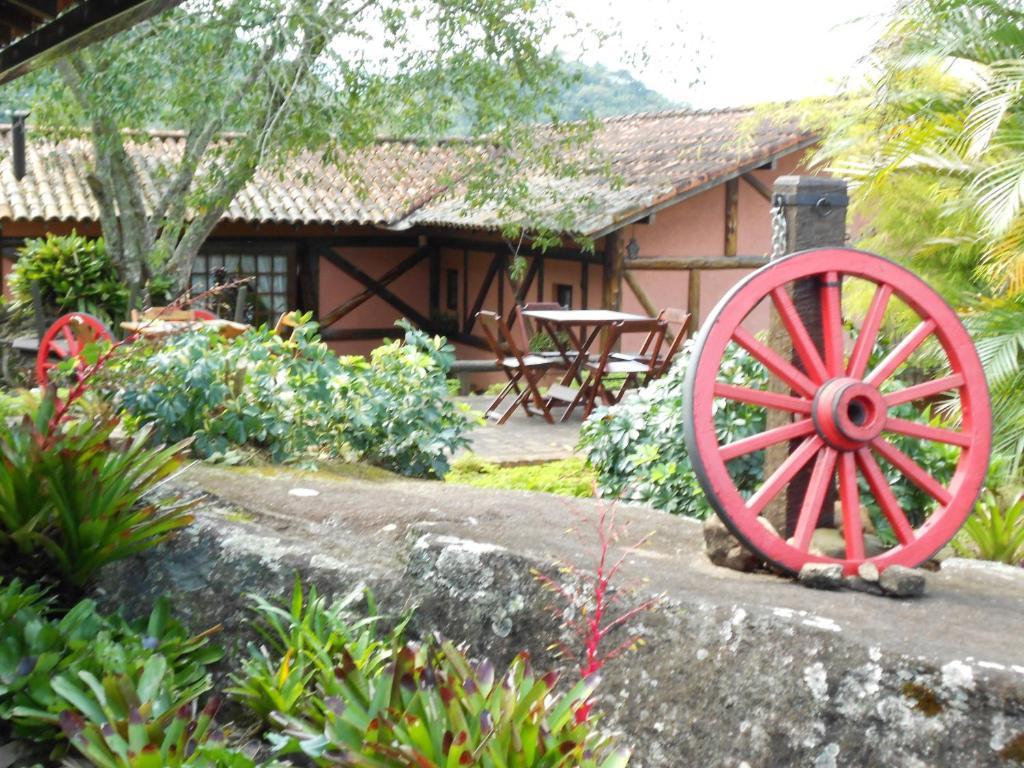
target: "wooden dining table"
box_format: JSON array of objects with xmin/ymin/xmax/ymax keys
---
[{"xmin": 520, "ymin": 307, "xmax": 654, "ymax": 411}]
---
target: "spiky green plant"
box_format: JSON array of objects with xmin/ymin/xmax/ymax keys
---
[
  {"xmin": 0, "ymin": 391, "xmax": 195, "ymax": 588},
  {"xmin": 269, "ymin": 639, "xmax": 630, "ymax": 768},
  {"xmin": 955, "ymin": 489, "xmax": 1024, "ymax": 565},
  {"xmin": 228, "ymin": 577, "xmax": 406, "ymax": 724},
  {"xmin": 54, "ymin": 656, "xmax": 219, "ymax": 768}
]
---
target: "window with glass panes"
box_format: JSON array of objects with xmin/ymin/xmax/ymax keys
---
[{"xmin": 190, "ymin": 243, "xmax": 294, "ymax": 325}]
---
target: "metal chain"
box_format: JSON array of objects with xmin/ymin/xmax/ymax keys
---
[{"xmin": 770, "ymin": 195, "xmax": 788, "ymax": 260}]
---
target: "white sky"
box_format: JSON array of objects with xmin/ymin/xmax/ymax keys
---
[{"xmin": 556, "ymin": 0, "xmax": 900, "ymax": 107}]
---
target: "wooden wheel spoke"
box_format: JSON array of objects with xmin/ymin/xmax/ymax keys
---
[
  {"xmin": 883, "ymin": 373, "xmax": 964, "ymax": 408},
  {"xmin": 60, "ymin": 325, "xmax": 76, "ymax": 349},
  {"xmin": 713, "ymin": 382, "xmax": 812, "ymax": 413},
  {"xmin": 821, "ymin": 271, "xmax": 845, "ymax": 376},
  {"xmin": 791, "ymin": 447, "xmax": 838, "ymax": 552},
  {"xmin": 838, "ymin": 452, "xmax": 865, "ymax": 561},
  {"xmin": 884, "ymin": 417, "xmax": 970, "ymax": 447},
  {"xmin": 769, "ymin": 287, "xmax": 829, "ymax": 383},
  {"xmin": 732, "ymin": 327, "xmax": 817, "ymax": 398},
  {"xmin": 720, "ymin": 418, "xmax": 815, "ymax": 461},
  {"xmin": 744, "ymin": 436, "xmax": 823, "ymax": 518},
  {"xmin": 856, "ymin": 449, "xmax": 915, "ymax": 545},
  {"xmin": 865, "ymin": 319, "xmax": 936, "ymax": 387},
  {"xmin": 49, "ymin": 341, "xmax": 70, "ymax": 359},
  {"xmin": 872, "ymin": 438, "xmax": 952, "ymax": 506},
  {"xmin": 847, "ymin": 283, "xmax": 892, "ymax": 379}
]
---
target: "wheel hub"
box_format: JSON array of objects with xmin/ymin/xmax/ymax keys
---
[{"xmin": 812, "ymin": 377, "xmax": 887, "ymax": 450}]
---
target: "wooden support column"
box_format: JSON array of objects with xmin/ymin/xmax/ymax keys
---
[
  {"xmin": 767, "ymin": 176, "xmax": 849, "ymax": 537},
  {"xmin": 687, "ymin": 269, "xmax": 701, "ymax": 333},
  {"xmin": 724, "ymin": 177, "xmax": 739, "ymax": 257},
  {"xmin": 295, "ymin": 241, "xmax": 319, "ymax": 318},
  {"xmin": 602, "ymin": 230, "xmax": 626, "ymax": 310},
  {"xmin": 581, "ymin": 261, "xmax": 589, "ymax": 309},
  {"xmin": 428, "ymin": 241, "xmax": 440, "ymax": 317}
]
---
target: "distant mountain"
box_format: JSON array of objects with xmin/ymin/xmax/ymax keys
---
[{"xmin": 555, "ymin": 61, "xmax": 683, "ymax": 120}]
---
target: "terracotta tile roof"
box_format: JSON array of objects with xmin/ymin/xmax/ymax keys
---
[{"xmin": 0, "ymin": 107, "xmax": 815, "ymax": 236}]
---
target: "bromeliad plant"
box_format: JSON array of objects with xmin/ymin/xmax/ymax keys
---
[
  {"xmin": 955, "ymin": 489, "xmax": 1024, "ymax": 566},
  {"xmin": 54, "ymin": 657, "xmax": 221, "ymax": 768},
  {"xmin": 228, "ymin": 577, "xmax": 406, "ymax": 724},
  {"xmin": 2, "ymin": 589, "xmax": 223, "ymax": 743},
  {"xmin": 269, "ymin": 638, "xmax": 630, "ymax": 768},
  {"xmin": 0, "ymin": 391, "xmax": 195, "ymax": 589}
]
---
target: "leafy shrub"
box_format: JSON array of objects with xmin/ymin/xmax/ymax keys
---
[
  {"xmin": 105, "ymin": 318, "xmax": 474, "ymax": 477},
  {"xmin": 580, "ymin": 340, "xmax": 961, "ymax": 526},
  {"xmin": 954, "ymin": 489, "xmax": 1024, "ymax": 565},
  {"xmin": 336, "ymin": 323, "xmax": 476, "ymax": 478},
  {"xmin": 0, "ymin": 395, "xmax": 195, "ymax": 588},
  {"xmin": 1, "ymin": 588, "xmax": 223, "ymax": 744},
  {"xmin": 269, "ymin": 639, "xmax": 630, "ymax": 768},
  {"xmin": 579, "ymin": 343, "xmax": 765, "ymax": 518},
  {"xmin": 446, "ymin": 455, "xmax": 595, "ymax": 497},
  {"xmin": 8, "ymin": 232, "xmax": 129, "ymax": 323},
  {"xmin": 228, "ymin": 578, "xmax": 406, "ymax": 725}
]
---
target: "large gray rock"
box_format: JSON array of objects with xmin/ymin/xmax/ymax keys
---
[{"xmin": 94, "ymin": 465, "xmax": 1024, "ymax": 768}]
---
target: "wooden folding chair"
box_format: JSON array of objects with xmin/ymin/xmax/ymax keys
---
[
  {"xmin": 568, "ymin": 318, "xmax": 667, "ymax": 420},
  {"xmin": 476, "ymin": 310, "xmax": 557, "ymax": 424},
  {"xmin": 611, "ymin": 307, "xmax": 690, "ymax": 376}
]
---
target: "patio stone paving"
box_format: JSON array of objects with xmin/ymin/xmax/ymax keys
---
[{"xmin": 454, "ymin": 395, "xmax": 585, "ymax": 465}]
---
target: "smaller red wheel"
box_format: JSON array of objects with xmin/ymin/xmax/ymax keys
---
[
  {"xmin": 191, "ymin": 308, "xmax": 217, "ymax": 321},
  {"xmin": 35, "ymin": 312, "xmax": 114, "ymax": 388}
]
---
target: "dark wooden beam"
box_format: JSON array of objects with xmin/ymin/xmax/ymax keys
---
[
  {"xmin": 580, "ymin": 261, "xmax": 588, "ymax": 309},
  {"xmin": 625, "ymin": 256, "xmax": 768, "ymax": 270},
  {"xmin": 5, "ymin": 0, "xmax": 58, "ymax": 20},
  {"xmin": 295, "ymin": 241, "xmax": 319, "ymax": 319},
  {"xmin": 602, "ymin": 230, "xmax": 626, "ymax": 310},
  {"xmin": 428, "ymin": 244, "xmax": 440, "ymax": 317},
  {"xmin": 319, "ymin": 247, "xmax": 432, "ymax": 330},
  {"xmin": 536, "ymin": 256, "xmax": 544, "ymax": 301},
  {"xmin": 319, "ymin": 245, "xmax": 430, "ymax": 328},
  {"xmin": 687, "ymin": 269, "xmax": 701, "ymax": 334},
  {"xmin": 321, "ymin": 327, "xmax": 402, "ymax": 342},
  {"xmin": 741, "ymin": 172, "xmax": 772, "ymax": 202},
  {"xmin": 623, "ymin": 270, "xmax": 658, "ymax": 317},
  {"xmin": 513, "ymin": 256, "xmax": 540, "ymax": 306},
  {"xmin": 426, "ymin": 236, "xmax": 601, "ymax": 265},
  {"xmin": 461, "ymin": 249, "xmax": 468, "ymax": 327},
  {"xmin": 463, "ymin": 253, "xmax": 501, "ymax": 334},
  {"xmin": 0, "ymin": 0, "xmax": 185, "ymax": 85},
  {"xmin": 0, "ymin": 1, "xmax": 36, "ymax": 35},
  {"xmin": 724, "ymin": 177, "xmax": 739, "ymax": 257}
]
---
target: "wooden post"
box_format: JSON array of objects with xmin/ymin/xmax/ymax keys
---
[
  {"xmin": 428, "ymin": 243, "xmax": 440, "ymax": 318},
  {"xmin": 602, "ymin": 230, "xmax": 626, "ymax": 310},
  {"xmin": 724, "ymin": 177, "xmax": 739, "ymax": 257},
  {"xmin": 767, "ymin": 176, "xmax": 849, "ymax": 537},
  {"xmin": 686, "ymin": 269, "xmax": 701, "ymax": 333}
]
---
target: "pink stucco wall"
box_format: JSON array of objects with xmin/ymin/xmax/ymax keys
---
[
  {"xmin": 319, "ymin": 244, "xmax": 431, "ymax": 358},
  {"xmin": 620, "ymin": 150, "xmax": 809, "ymax": 332}
]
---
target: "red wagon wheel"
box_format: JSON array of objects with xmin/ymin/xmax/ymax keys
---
[
  {"xmin": 35, "ymin": 312, "xmax": 114, "ymax": 388},
  {"xmin": 683, "ymin": 248, "xmax": 991, "ymax": 575}
]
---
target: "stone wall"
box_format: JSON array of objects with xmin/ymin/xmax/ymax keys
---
[{"xmin": 94, "ymin": 466, "xmax": 1024, "ymax": 767}]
